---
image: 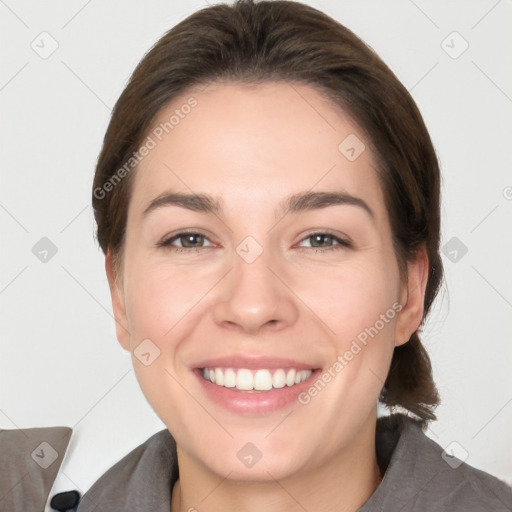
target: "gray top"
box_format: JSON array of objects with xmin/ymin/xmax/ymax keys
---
[
  {"xmin": 0, "ymin": 426, "xmax": 72, "ymax": 512},
  {"xmin": 77, "ymin": 414, "xmax": 512, "ymax": 511}
]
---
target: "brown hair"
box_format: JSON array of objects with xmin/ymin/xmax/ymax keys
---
[{"xmin": 92, "ymin": 0, "xmax": 443, "ymax": 423}]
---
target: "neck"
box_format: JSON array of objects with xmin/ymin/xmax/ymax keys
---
[{"xmin": 171, "ymin": 413, "xmax": 382, "ymax": 512}]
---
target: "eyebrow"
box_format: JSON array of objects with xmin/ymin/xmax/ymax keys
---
[{"xmin": 142, "ymin": 190, "xmax": 374, "ymax": 221}]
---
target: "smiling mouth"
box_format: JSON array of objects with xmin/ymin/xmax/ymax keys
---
[{"xmin": 200, "ymin": 367, "xmax": 314, "ymax": 391}]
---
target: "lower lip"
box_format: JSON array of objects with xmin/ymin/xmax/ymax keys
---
[{"xmin": 194, "ymin": 369, "xmax": 321, "ymax": 416}]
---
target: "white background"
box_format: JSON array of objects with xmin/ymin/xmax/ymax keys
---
[{"xmin": 1, "ymin": 0, "xmax": 511, "ymax": 506}]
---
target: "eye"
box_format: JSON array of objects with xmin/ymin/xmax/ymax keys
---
[
  {"xmin": 296, "ymin": 231, "xmax": 352, "ymax": 253},
  {"xmin": 158, "ymin": 231, "xmax": 214, "ymax": 253},
  {"xmin": 157, "ymin": 230, "xmax": 352, "ymax": 254}
]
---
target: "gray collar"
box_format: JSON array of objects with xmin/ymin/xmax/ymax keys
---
[{"xmin": 77, "ymin": 414, "xmax": 512, "ymax": 511}]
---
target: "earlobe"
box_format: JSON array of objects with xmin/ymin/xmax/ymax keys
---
[
  {"xmin": 394, "ymin": 244, "xmax": 429, "ymax": 347},
  {"xmin": 105, "ymin": 249, "xmax": 131, "ymax": 351}
]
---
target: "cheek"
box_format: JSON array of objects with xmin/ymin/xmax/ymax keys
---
[
  {"xmin": 290, "ymin": 254, "xmax": 400, "ymax": 337},
  {"xmin": 291, "ymin": 257, "xmax": 400, "ymax": 405},
  {"xmin": 124, "ymin": 258, "xmax": 213, "ymax": 341},
  {"xmin": 121, "ymin": 257, "xmax": 217, "ymax": 404},
  {"xmin": 121, "ymin": 263, "xmax": 197, "ymax": 427}
]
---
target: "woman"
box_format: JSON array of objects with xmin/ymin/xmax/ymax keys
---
[{"xmin": 78, "ymin": 1, "xmax": 512, "ymax": 510}]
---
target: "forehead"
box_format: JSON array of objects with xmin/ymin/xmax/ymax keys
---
[{"xmin": 129, "ymin": 81, "xmax": 386, "ymax": 221}]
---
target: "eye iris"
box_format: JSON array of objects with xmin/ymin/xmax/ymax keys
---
[
  {"xmin": 311, "ymin": 234, "xmax": 332, "ymax": 247},
  {"xmin": 181, "ymin": 234, "xmax": 203, "ymax": 247}
]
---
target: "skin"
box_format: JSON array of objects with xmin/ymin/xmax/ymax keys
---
[{"xmin": 105, "ymin": 81, "xmax": 428, "ymax": 512}]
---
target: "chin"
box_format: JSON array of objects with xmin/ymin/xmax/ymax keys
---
[{"xmin": 188, "ymin": 428, "xmax": 314, "ymax": 483}]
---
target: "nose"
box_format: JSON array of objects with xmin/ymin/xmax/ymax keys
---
[{"xmin": 212, "ymin": 247, "xmax": 298, "ymax": 336}]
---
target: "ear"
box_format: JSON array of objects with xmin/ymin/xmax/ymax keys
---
[
  {"xmin": 394, "ymin": 244, "xmax": 429, "ymax": 347},
  {"xmin": 105, "ymin": 249, "xmax": 131, "ymax": 351}
]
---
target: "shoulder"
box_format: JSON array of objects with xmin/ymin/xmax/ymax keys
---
[
  {"xmin": 363, "ymin": 414, "xmax": 512, "ymax": 512},
  {"xmin": 77, "ymin": 429, "xmax": 177, "ymax": 512}
]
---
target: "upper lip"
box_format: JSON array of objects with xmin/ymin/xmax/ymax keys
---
[{"xmin": 191, "ymin": 355, "xmax": 319, "ymax": 370}]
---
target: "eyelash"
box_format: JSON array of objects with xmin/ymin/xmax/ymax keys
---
[{"xmin": 157, "ymin": 230, "xmax": 352, "ymax": 254}]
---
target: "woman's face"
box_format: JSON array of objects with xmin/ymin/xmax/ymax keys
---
[{"xmin": 107, "ymin": 81, "xmax": 425, "ymax": 481}]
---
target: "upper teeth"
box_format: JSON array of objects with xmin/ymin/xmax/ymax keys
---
[{"xmin": 202, "ymin": 368, "xmax": 312, "ymax": 391}]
